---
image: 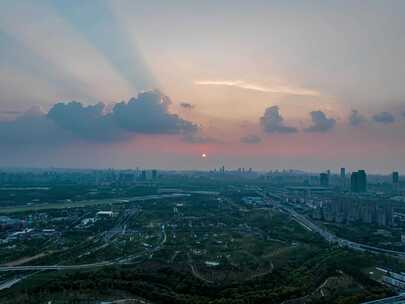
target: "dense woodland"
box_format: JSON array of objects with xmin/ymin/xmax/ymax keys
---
[{"xmin": 0, "ymin": 248, "xmax": 395, "ymax": 304}]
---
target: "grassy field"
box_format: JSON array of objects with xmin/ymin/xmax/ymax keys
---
[
  {"xmin": 0, "ymin": 196, "xmax": 144, "ymax": 214},
  {"xmin": 0, "ymin": 193, "xmax": 188, "ymax": 214},
  {"xmin": 0, "ymin": 199, "xmax": 117, "ymax": 214}
]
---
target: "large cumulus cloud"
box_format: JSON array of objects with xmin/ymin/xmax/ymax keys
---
[
  {"xmin": 0, "ymin": 90, "xmax": 198, "ymax": 146},
  {"xmin": 305, "ymin": 111, "xmax": 336, "ymax": 132},
  {"xmin": 260, "ymin": 106, "xmax": 297, "ymax": 134},
  {"xmin": 47, "ymin": 101, "xmax": 122, "ymax": 141},
  {"xmin": 112, "ymin": 91, "xmax": 197, "ymax": 134},
  {"xmin": 0, "ymin": 112, "xmax": 71, "ymax": 146}
]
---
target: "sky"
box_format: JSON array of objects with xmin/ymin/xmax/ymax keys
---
[{"xmin": 1, "ymin": 0, "xmax": 405, "ymax": 173}]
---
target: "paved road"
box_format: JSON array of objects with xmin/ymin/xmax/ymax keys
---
[
  {"xmin": 161, "ymin": 224, "xmax": 167, "ymax": 245},
  {"xmin": 0, "ymin": 261, "xmax": 113, "ymax": 272},
  {"xmin": 361, "ymin": 293, "xmax": 405, "ymax": 303},
  {"xmin": 0, "ymin": 277, "xmax": 22, "ymax": 290}
]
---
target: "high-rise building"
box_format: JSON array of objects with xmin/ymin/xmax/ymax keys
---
[
  {"xmin": 393, "ymin": 171, "xmax": 399, "ymax": 184},
  {"xmin": 139, "ymin": 170, "xmax": 157, "ymax": 181},
  {"xmin": 340, "ymin": 168, "xmax": 346, "ymax": 179},
  {"xmin": 351, "ymin": 170, "xmax": 367, "ymax": 193},
  {"xmin": 350, "ymin": 173, "xmax": 356, "ymax": 192},
  {"xmin": 320, "ymin": 173, "xmax": 329, "ymax": 187},
  {"xmin": 393, "ymin": 171, "xmax": 400, "ymax": 192},
  {"xmin": 340, "ymin": 168, "xmax": 346, "ymax": 189},
  {"xmin": 313, "ymin": 198, "xmax": 393, "ymax": 227},
  {"xmin": 358, "ymin": 170, "xmax": 367, "ymax": 192},
  {"xmin": 220, "ymin": 166, "xmax": 225, "ymax": 174}
]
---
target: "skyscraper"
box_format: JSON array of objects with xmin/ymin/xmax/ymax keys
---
[
  {"xmin": 340, "ymin": 168, "xmax": 346, "ymax": 179},
  {"xmin": 152, "ymin": 169, "xmax": 158, "ymax": 180},
  {"xmin": 393, "ymin": 171, "xmax": 399, "ymax": 184},
  {"xmin": 320, "ymin": 173, "xmax": 329, "ymax": 187},
  {"xmin": 340, "ymin": 168, "xmax": 346, "ymax": 189},
  {"xmin": 351, "ymin": 170, "xmax": 367, "ymax": 193},
  {"xmin": 393, "ymin": 171, "xmax": 399, "ymax": 192}
]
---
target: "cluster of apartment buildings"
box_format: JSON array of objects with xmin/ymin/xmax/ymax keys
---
[{"xmin": 312, "ymin": 198, "xmax": 393, "ymax": 227}]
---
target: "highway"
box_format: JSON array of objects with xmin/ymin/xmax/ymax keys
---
[
  {"xmin": 0, "ymin": 277, "xmax": 22, "ymax": 290},
  {"xmin": 361, "ymin": 293, "xmax": 405, "ymax": 303},
  {"xmin": 0, "ymin": 261, "xmax": 114, "ymax": 272},
  {"xmin": 262, "ymin": 191, "xmax": 405, "ymax": 259}
]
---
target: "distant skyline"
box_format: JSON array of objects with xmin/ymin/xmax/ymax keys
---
[{"xmin": 1, "ymin": 1, "xmax": 405, "ymax": 173}]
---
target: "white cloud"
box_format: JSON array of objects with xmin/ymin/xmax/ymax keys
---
[{"xmin": 194, "ymin": 80, "xmax": 320, "ymax": 96}]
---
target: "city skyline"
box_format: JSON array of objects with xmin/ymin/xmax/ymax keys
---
[{"xmin": 1, "ymin": 1, "xmax": 405, "ymax": 172}]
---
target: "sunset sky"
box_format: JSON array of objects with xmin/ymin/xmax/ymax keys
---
[{"xmin": 1, "ymin": 1, "xmax": 405, "ymax": 173}]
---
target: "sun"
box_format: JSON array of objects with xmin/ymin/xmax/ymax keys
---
[{"xmin": 201, "ymin": 153, "xmax": 207, "ymax": 158}]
